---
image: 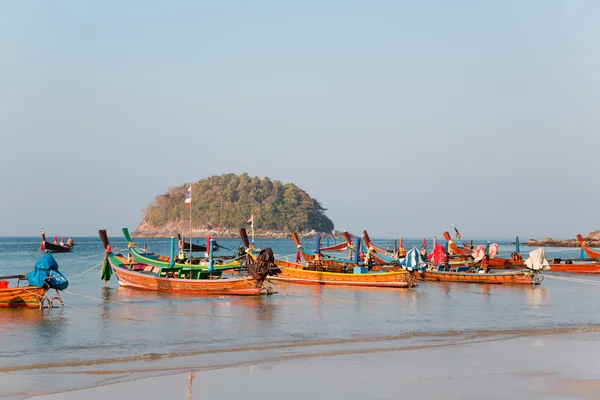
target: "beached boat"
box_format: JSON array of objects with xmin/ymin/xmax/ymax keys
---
[
  {"xmin": 40, "ymin": 229, "xmax": 73, "ymax": 253},
  {"xmin": 576, "ymin": 234, "xmax": 600, "ymax": 259},
  {"xmin": 320, "ymin": 231, "xmax": 354, "ymax": 253},
  {"xmin": 416, "ymin": 247, "xmax": 547, "ymax": 285},
  {"xmin": 442, "ymin": 232, "xmax": 525, "ymax": 269},
  {"xmin": 100, "ymin": 230, "xmax": 273, "ymax": 296},
  {"xmin": 239, "ymin": 229, "xmax": 416, "ymax": 288},
  {"xmin": 0, "ymin": 280, "xmax": 47, "ymax": 308},
  {"xmin": 122, "ymin": 228, "xmax": 242, "ymax": 271},
  {"xmin": 291, "ymin": 232, "xmax": 365, "ymax": 269},
  {"xmin": 416, "ymin": 268, "xmax": 541, "ymax": 285},
  {"xmin": 546, "ymin": 259, "xmax": 600, "ymax": 274},
  {"xmin": 0, "ymin": 254, "xmax": 68, "ymax": 308},
  {"xmin": 270, "ymin": 259, "xmax": 416, "ymax": 288}
]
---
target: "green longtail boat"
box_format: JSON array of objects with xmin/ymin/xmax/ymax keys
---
[{"xmin": 122, "ymin": 228, "xmax": 243, "ymax": 271}]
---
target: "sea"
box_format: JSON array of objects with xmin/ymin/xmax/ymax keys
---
[{"xmin": 1, "ymin": 235, "xmax": 599, "ymax": 400}]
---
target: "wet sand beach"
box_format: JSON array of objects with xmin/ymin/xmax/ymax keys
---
[{"xmin": 30, "ymin": 331, "xmax": 600, "ymax": 400}]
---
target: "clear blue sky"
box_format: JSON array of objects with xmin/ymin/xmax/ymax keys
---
[{"xmin": 1, "ymin": 1, "xmax": 599, "ymax": 239}]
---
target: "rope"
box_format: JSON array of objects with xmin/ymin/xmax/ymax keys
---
[
  {"xmin": 54, "ymin": 253, "xmax": 105, "ymax": 262},
  {"xmin": 62, "ymin": 290, "xmax": 235, "ymax": 318},
  {"xmin": 66, "ymin": 262, "xmax": 103, "ymax": 280},
  {"xmin": 544, "ymin": 275, "xmax": 600, "ymax": 286}
]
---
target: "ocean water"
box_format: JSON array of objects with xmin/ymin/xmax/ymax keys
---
[{"xmin": 0, "ymin": 235, "xmax": 599, "ymax": 399}]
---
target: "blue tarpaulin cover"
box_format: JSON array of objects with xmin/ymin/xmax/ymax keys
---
[{"xmin": 26, "ymin": 253, "xmax": 69, "ymax": 290}]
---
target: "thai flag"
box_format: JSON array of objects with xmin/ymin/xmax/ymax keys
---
[
  {"xmin": 185, "ymin": 185, "xmax": 192, "ymax": 207},
  {"xmin": 247, "ymin": 214, "xmax": 253, "ymax": 228}
]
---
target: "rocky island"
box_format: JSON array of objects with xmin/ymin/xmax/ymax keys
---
[
  {"xmin": 132, "ymin": 173, "xmax": 335, "ymax": 238},
  {"xmin": 526, "ymin": 230, "xmax": 600, "ymax": 248}
]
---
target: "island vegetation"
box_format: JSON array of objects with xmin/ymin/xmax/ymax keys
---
[{"xmin": 133, "ymin": 173, "xmax": 334, "ymax": 237}]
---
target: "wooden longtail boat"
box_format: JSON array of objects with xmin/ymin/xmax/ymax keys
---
[
  {"xmin": 239, "ymin": 229, "xmax": 416, "ymax": 288},
  {"xmin": 100, "ymin": 230, "xmax": 273, "ymax": 296},
  {"xmin": 0, "ymin": 278, "xmax": 47, "ymax": 308},
  {"xmin": 416, "ymin": 267, "xmax": 542, "ymax": 285},
  {"xmin": 576, "ymin": 234, "xmax": 600, "ymax": 259},
  {"xmin": 122, "ymin": 228, "xmax": 242, "ymax": 271},
  {"xmin": 362, "ymin": 230, "xmax": 405, "ymax": 266},
  {"xmin": 40, "ymin": 230, "xmax": 73, "ymax": 253},
  {"xmin": 177, "ymin": 233, "xmax": 208, "ymax": 252},
  {"xmin": 546, "ymin": 259, "xmax": 600, "ymax": 274},
  {"xmin": 319, "ymin": 231, "xmax": 354, "ymax": 253},
  {"xmin": 270, "ymin": 259, "xmax": 416, "ymax": 288},
  {"xmin": 442, "ymin": 232, "xmax": 525, "ymax": 269},
  {"xmin": 291, "ymin": 232, "xmax": 363, "ymax": 269}
]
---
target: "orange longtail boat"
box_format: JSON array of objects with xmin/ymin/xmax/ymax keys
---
[
  {"xmin": 416, "ymin": 265, "xmax": 542, "ymax": 285},
  {"xmin": 99, "ymin": 230, "xmax": 273, "ymax": 296},
  {"xmin": 240, "ymin": 229, "xmax": 416, "ymax": 288},
  {"xmin": 0, "ymin": 279, "xmax": 47, "ymax": 308}
]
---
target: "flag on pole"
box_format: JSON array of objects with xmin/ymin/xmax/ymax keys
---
[
  {"xmin": 453, "ymin": 224, "xmax": 462, "ymax": 240},
  {"xmin": 247, "ymin": 214, "xmax": 253, "ymax": 228},
  {"xmin": 185, "ymin": 185, "xmax": 192, "ymax": 207}
]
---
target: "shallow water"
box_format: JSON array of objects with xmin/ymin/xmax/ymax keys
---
[{"xmin": 0, "ymin": 235, "xmax": 599, "ymax": 399}]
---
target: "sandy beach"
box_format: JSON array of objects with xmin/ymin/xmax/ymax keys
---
[{"xmin": 30, "ymin": 331, "xmax": 600, "ymax": 400}]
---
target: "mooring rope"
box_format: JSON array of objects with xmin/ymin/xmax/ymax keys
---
[
  {"xmin": 66, "ymin": 262, "xmax": 103, "ymax": 280},
  {"xmin": 55, "ymin": 253, "xmax": 105, "ymax": 262}
]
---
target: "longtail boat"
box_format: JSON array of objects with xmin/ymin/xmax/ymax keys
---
[
  {"xmin": 546, "ymin": 259, "xmax": 600, "ymax": 274},
  {"xmin": 416, "ymin": 268, "xmax": 541, "ymax": 285},
  {"xmin": 362, "ymin": 230, "xmax": 405, "ymax": 266},
  {"xmin": 177, "ymin": 233, "xmax": 208, "ymax": 252},
  {"xmin": 320, "ymin": 231, "xmax": 354, "ymax": 253},
  {"xmin": 100, "ymin": 230, "xmax": 273, "ymax": 296},
  {"xmin": 40, "ymin": 229, "xmax": 73, "ymax": 253},
  {"xmin": 0, "ymin": 279, "xmax": 47, "ymax": 308},
  {"xmin": 417, "ymin": 246, "xmax": 546, "ymax": 285},
  {"xmin": 240, "ymin": 229, "xmax": 416, "ymax": 288},
  {"xmin": 576, "ymin": 234, "xmax": 600, "ymax": 259},
  {"xmin": 0, "ymin": 254, "xmax": 68, "ymax": 308},
  {"xmin": 442, "ymin": 231, "xmax": 524, "ymax": 269},
  {"xmin": 123, "ymin": 228, "xmax": 242, "ymax": 271},
  {"xmin": 291, "ymin": 232, "xmax": 363, "ymax": 269}
]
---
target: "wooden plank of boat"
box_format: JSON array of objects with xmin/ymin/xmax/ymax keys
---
[
  {"xmin": 546, "ymin": 260, "xmax": 600, "ymax": 274},
  {"xmin": 417, "ymin": 269, "xmax": 540, "ymax": 285},
  {"xmin": 0, "ymin": 286, "xmax": 46, "ymax": 308},
  {"xmin": 269, "ymin": 259, "xmax": 416, "ymax": 288}
]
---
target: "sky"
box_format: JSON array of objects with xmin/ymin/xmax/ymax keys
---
[{"xmin": 1, "ymin": 1, "xmax": 599, "ymax": 239}]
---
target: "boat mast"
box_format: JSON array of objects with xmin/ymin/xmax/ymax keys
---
[{"xmin": 189, "ymin": 183, "xmax": 193, "ymax": 262}]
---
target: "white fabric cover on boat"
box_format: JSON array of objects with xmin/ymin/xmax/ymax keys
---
[
  {"xmin": 524, "ymin": 248, "xmax": 550, "ymax": 271},
  {"xmin": 471, "ymin": 245, "xmax": 486, "ymax": 262},
  {"xmin": 488, "ymin": 243, "xmax": 499, "ymax": 259}
]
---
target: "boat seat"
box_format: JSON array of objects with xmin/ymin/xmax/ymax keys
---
[{"xmin": 455, "ymin": 266, "xmax": 471, "ymax": 273}]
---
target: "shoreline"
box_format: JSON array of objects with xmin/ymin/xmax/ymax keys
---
[{"xmin": 29, "ymin": 330, "xmax": 600, "ymax": 400}]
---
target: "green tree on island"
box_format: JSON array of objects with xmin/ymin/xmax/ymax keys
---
[{"xmin": 142, "ymin": 173, "xmax": 334, "ymax": 233}]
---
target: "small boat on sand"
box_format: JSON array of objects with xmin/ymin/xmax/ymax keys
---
[{"xmin": 0, "ymin": 254, "xmax": 68, "ymax": 308}]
